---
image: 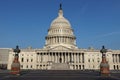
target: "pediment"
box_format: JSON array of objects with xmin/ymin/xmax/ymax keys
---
[{"xmin": 49, "ymin": 45, "xmax": 73, "ymax": 51}]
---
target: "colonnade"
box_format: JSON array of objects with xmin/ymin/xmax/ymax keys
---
[
  {"xmin": 46, "ymin": 36, "xmax": 75, "ymax": 45},
  {"xmin": 73, "ymin": 65, "xmax": 84, "ymax": 70},
  {"xmin": 112, "ymin": 54, "xmax": 120, "ymax": 63},
  {"xmin": 112, "ymin": 54, "xmax": 120, "ymax": 70},
  {"xmin": 37, "ymin": 52, "xmax": 84, "ymax": 63}
]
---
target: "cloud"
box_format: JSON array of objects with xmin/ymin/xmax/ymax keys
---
[
  {"xmin": 90, "ymin": 31, "xmax": 120, "ymax": 44},
  {"xmin": 99, "ymin": 32, "xmax": 120, "ymax": 38}
]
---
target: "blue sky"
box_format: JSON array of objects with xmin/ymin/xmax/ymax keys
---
[{"xmin": 0, "ymin": 0, "xmax": 120, "ymax": 50}]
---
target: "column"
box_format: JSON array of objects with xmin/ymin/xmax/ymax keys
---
[
  {"xmin": 71, "ymin": 53, "xmax": 73, "ymax": 62},
  {"xmin": 76, "ymin": 53, "xmax": 78, "ymax": 63},
  {"xmin": 40, "ymin": 53, "xmax": 42, "ymax": 62},
  {"xmin": 69, "ymin": 52, "xmax": 72, "ymax": 63},
  {"xmin": 55, "ymin": 37, "xmax": 57, "ymax": 43},
  {"xmin": 54, "ymin": 37, "xmax": 56, "ymax": 43},
  {"xmin": 114, "ymin": 54, "xmax": 116, "ymax": 63},
  {"xmin": 67, "ymin": 37, "xmax": 69, "ymax": 43},
  {"xmin": 54, "ymin": 53, "xmax": 55, "ymax": 63},
  {"xmin": 49, "ymin": 37, "xmax": 51, "ymax": 44},
  {"xmin": 52, "ymin": 52, "xmax": 54, "ymax": 62},
  {"xmin": 50, "ymin": 52, "xmax": 51, "ymax": 61},
  {"xmin": 38, "ymin": 53, "xmax": 41, "ymax": 63},
  {"xmin": 37, "ymin": 53, "xmax": 39, "ymax": 63},
  {"xmin": 57, "ymin": 53, "xmax": 59, "ymax": 63},
  {"xmin": 49, "ymin": 37, "xmax": 50, "ymax": 44},
  {"xmin": 63, "ymin": 53, "xmax": 65, "ymax": 63},
  {"xmin": 54, "ymin": 53, "xmax": 56, "ymax": 63},
  {"xmin": 61, "ymin": 37, "xmax": 62, "ymax": 43},
  {"xmin": 67, "ymin": 53, "xmax": 69, "ymax": 62},
  {"xmin": 55, "ymin": 53, "xmax": 56, "ymax": 63},
  {"xmin": 80, "ymin": 53, "xmax": 82, "ymax": 63},
  {"xmin": 78, "ymin": 53, "xmax": 80, "ymax": 63},
  {"xmin": 56, "ymin": 53, "xmax": 58, "ymax": 63},
  {"xmin": 52, "ymin": 37, "xmax": 54, "ymax": 44},
  {"xmin": 62, "ymin": 37, "xmax": 63, "ymax": 43},
  {"xmin": 64, "ymin": 37, "xmax": 66, "ymax": 43},
  {"xmin": 82, "ymin": 53, "xmax": 84, "ymax": 63},
  {"xmin": 74, "ymin": 53, "xmax": 76, "ymax": 63},
  {"xmin": 60, "ymin": 37, "xmax": 61, "ymax": 43},
  {"xmin": 61, "ymin": 53, "xmax": 64, "ymax": 63},
  {"xmin": 54, "ymin": 37, "xmax": 55, "ymax": 44},
  {"xmin": 112, "ymin": 54, "xmax": 114, "ymax": 63},
  {"xmin": 39, "ymin": 53, "xmax": 41, "ymax": 62},
  {"xmin": 48, "ymin": 52, "xmax": 50, "ymax": 61},
  {"xmin": 42, "ymin": 53, "xmax": 44, "ymax": 62},
  {"xmin": 117, "ymin": 54, "xmax": 119, "ymax": 63},
  {"xmin": 36, "ymin": 53, "xmax": 38, "ymax": 63},
  {"xmin": 58, "ymin": 37, "xmax": 59, "ymax": 43},
  {"xmin": 116, "ymin": 54, "xmax": 117, "ymax": 63},
  {"xmin": 73, "ymin": 53, "xmax": 74, "ymax": 63},
  {"xmin": 67, "ymin": 53, "xmax": 68, "ymax": 63},
  {"xmin": 57, "ymin": 37, "xmax": 58, "ymax": 43},
  {"xmin": 81, "ymin": 65, "xmax": 83, "ymax": 70},
  {"xmin": 52, "ymin": 53, "xmax": 53, "ymax": 62},
  {"xmin": 59, "ymin": 37, "xmax": 61, "ymax": 43},
  {"xmin": 65, "ymin": 53, "xmax": 67, "ymax": 63}
]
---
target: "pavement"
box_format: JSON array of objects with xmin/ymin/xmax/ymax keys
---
[{"xmin": 0, "ymin": 70, "xmax": 120, "ymax": 80}]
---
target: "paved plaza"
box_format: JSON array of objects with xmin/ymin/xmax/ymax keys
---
[{"xmin": 0, "ymin": 70, "xmax": 120, "ymax": 80}]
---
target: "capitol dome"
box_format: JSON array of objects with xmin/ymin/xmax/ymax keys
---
[
  {"xmin": 50, "ymin": 10, "xmax": 71, "ymax": 29},
  {"xmin": 45, "ymin": 4, "xmax": 77, "ymax": 49}
]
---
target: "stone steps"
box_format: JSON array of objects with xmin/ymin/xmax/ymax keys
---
[{"xmin": 51, "ymin": 63, "xmax": 70, "ymax": 70}]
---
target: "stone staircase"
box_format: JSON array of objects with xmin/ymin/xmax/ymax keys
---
[{"xmin": 51, "ymin": 63, "xmax": 70, "ymax": 70}]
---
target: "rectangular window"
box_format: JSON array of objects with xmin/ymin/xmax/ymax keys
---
[
  {"xmin": 21, "ymin": 58, "xmax": 24, "ymax": 62},
  {"xmin": 31, "ymin": 65, "xmax": 32, "ymax": 68},
  {"xmin": 21, "ymin": 65, "xmax": 23, "ymax": 68},
  {"xmin": 31, "ymin": 59, "xmax": 33, "ymax": 62},
  {"xmin": 27, "ymin": 59, "xmax": 29, "ymax": 62},
  {"xmin": 88, "ymin": 59, "xmax": 90, "ymax": 62},
  {"xmin": 26, "ymin": 65, "xmax": 28, "ymax": 68}
]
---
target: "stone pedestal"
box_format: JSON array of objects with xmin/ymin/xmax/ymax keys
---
[
  {"xmin": 11, "ymin": 56, "xmax": 20, "ymax": 75},
  {"xmin": 100, "ymin": 46, "xmax": 110, "ymax": 76},
  {"xmin": 100, "ymin": 57, "xmax": 110, "ymax": 76}
]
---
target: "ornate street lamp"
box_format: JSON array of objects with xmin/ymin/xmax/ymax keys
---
[
  {"xmin": 11, "ymin": 45, "xmax": 21, "ymax": 75},
  {"xmin": 100, "ymin": 46, "xmax": 110, "ymax": 76}
]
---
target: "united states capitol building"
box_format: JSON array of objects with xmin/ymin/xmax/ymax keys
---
[{"xmin": 0, "ymin": 5, "xmax": 120, "ymax": 70}]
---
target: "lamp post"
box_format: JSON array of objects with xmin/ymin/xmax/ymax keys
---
[
  {"xmin": 100, "ymin": 46, "xmax": 110, "ymax": 76},
  {"xmin": 11, "ymin": 45, "xmax": 21, "ymax": 75}
]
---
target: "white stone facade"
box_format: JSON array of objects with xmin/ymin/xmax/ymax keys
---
[{"xmin": 7, "ymin": 5, "xmax": 120, "ymax": 70}]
